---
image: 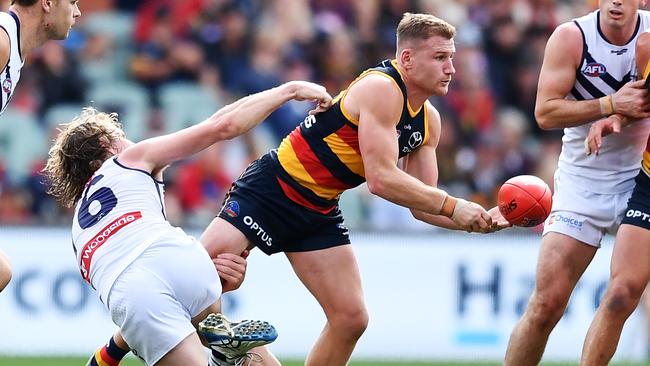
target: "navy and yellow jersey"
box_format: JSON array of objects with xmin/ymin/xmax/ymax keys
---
[{"xmin": 274, "ymin": 59, "xmax": 430, "ymax": 213}]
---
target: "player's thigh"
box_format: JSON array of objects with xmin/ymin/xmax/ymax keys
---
[
  {"xmin": 286, "ymin": 245, "xmax": 365, "ymax": 314},
  {"xmin": 155, "ymin": 332, "xmax": 207, "ymax": 366},
  {"xmin": 610, "ymin": 224, "xmax": 650, "ymax": 287},
  {"xmin": 201, "ymin": 217, "xmax": 251, "ymax": 258},
  {"xmin": 534, "ymin": 232, "xmax": 596, "ymax": 297}
]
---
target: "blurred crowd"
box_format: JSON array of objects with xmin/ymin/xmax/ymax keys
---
[{"xmin": 0, "ymin": 0, "xmax": 597, "ymax": 230}]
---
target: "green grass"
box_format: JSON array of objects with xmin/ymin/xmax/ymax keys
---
[{"xmin": 0, "ymin": 358, "xmax": 649, "ymax": 366}]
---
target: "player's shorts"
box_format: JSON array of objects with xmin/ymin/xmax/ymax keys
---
[
  {"xmin": 218, "ymin": 153, "xmax": 351, "ymax": 255},
  {"xmin": 621, "ymin": 170, "xmax": 650, "ymax": 230},
  {"xmin": 106, "ymin": 237, "xmax": 220, "ymax": 366},
  {"xmin": 543, "ymin": 170, "xmax": 632, "ymax": 247}
]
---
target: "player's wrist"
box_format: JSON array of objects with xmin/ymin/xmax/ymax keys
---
[
  {"xmin": 440, "ymin": 194, "xmax": 457, "ymax": 217},
  {"xmin": 599, "ymin": 95, "xmax": 615, "ymax": 116}
]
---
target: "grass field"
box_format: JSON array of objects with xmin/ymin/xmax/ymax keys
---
[{"xmin": 1, "ymin": 358, "xmax": 649, "ymax": 366}]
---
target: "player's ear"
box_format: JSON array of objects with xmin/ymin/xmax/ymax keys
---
[
  {"xmin": 41, "ymin": 0, "xmax": 52, "ymax": 12},
  {"xmin": 399, "ymin": 48, "xmax": 412, "ymax": 69}
]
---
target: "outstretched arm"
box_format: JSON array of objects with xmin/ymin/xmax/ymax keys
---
[
  {"xmin": 352, "ymin": 75, "xmax": 491, "ymax": 232},
  {"xmin": 119, "ymin": 81, "xmax": 332, "ymax": 173}
]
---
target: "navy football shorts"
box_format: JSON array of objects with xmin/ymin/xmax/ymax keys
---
[
  {"xmin": 217, "ymin": 153, "xmax": 351, "ymax": 255},
  {"xmin": 621, "ymin": 170, "xmax": 650, "ymax": 230}
]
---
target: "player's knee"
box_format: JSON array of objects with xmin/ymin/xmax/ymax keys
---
[
  {"xmin": 603, "ymin": 279, "xmax": 645, "ymax": 316},
  {"xmin": 527, "ymin": 291, "xmax": 569, "ymax": 327},
  {"xmin": 0, "ymin": 262, "xmax": 12, "ymax": 292},
  {"xmin": 329, "ymin": 305, "xmax": 369, "ymax": 340}
]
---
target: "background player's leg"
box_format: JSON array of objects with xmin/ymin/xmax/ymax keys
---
[
  {"xmin": 581, "ymin": 224, "xmax": 650, "ymax": 366},
  {"xmin": 286, "ymin": 245, "xmax": 368, "ymax": 366},
  {"xmin": 156, "ymin": 333, "xmax": 207, "ymax": 366},
  {"xmin": 504, "ymin": 232, "xmax": 596, "ymax": 366}
]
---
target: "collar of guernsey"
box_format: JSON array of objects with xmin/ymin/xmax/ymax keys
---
[{"xmin": 274, "ymin": 59, "xmax": 429, "ymax": 214}]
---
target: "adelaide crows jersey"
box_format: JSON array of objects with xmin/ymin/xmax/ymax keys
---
[{"xmin": 275, "ymin": 59, "xmax": 429, "ymax": 213}]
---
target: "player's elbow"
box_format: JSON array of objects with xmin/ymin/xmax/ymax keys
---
[
  {"xmin": 535, "ymin": 109, "xmax": 554, "ymax": 130},
  {"xmin": 213, "ymin": 114, "xmax": 240, "ymax": 140},
  {"xmin": 365, "ymin": 174, "xmax": 388, "ymax": 197}
]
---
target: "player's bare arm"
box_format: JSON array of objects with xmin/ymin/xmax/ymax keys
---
[
  {"xmin": 536, "ymin": 22, "xmax": 650, "ymax": 130},
  {"xmin": 119, "ymin": 81, "xmax": 332, "ymax": 175},
  {"xmin": 403, "ymin": 103, "xmax": 510, "ymax": 232},
  {"xmin": 585, "ymin": 31, "xmax": 650, "ymax": 156},
  {"xmin": 350, "ymin": 75, "xmax": 491, "ymax": 232}
]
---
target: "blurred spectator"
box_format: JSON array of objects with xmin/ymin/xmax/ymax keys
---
[
  {"xmin": 33, "ymin": 42, "xmax": 87, "ymax": 120},
  {"xmin": 1, "ymin": 0, "xmax": 583, "ymax": 229}
]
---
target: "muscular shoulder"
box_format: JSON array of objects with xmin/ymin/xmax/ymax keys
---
[
  {"xmin": 545, "ymin": 22, "xmax": 583, "ymax": 66},
  {"xmin": 346, "ymin": 73, "xmax": 403, "ymax": 123},
  {"xmin": 0, "ymin": 29, "xmax": 9, "ymax": 70}
]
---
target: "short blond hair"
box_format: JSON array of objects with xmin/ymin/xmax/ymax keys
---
[
  {"xmin": 44, "ymin": 107, "xmax": 124, "ymax": 208},
  {"xmin": 396, "ymin": 13, "xmax": 456, "ymax": 47}
]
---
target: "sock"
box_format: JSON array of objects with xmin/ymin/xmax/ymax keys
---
[{"xmin": 88, "ymin": 336, "xmax": 129, "ymax": 366}]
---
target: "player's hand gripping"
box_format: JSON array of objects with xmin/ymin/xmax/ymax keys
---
[
  {"xmin": 610, "ymin": 79, "xmax": 650, "ymax": 119},
  {"xmin": 450, "ymin": 199, "xmax": 494, "ymax": 233},
  {"xmin": 482, "ymin": 206, "xmax": 512, "ymax": 233},
  {"xmin": 584, "ymin": 115, "xmax": 625, "ymax": 156},
  {"xmin": 214, "ymin": 250, "xmax": 249, "ymax": 293},
  {"xmin": 287, "ymin": 80, "xmax": 333, "ymax": 115}
]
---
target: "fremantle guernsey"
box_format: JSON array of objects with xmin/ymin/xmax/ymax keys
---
[
  {"xmin": 275, "ymin": 59, "xmax": 429, "ymax": 213},
  {"xmin": 71, "ymin": 157, "xmax": 189, "ymax": 304},
  {"xmin": 0, "ymin": 11, "xmax": 23, "ymax": 114},
  {"xmin": 558, "ymin": 10, "xmax": 650, "ymax": 194}
]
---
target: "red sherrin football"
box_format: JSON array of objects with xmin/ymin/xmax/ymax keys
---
[{"xmin": 498, "ymin": 175, "xmax": 552, "ymax": 227}]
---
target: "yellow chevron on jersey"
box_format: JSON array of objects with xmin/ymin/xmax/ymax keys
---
[{"xmin": 276, "ymin": 59, "xmax": 429, "ymax": 208}]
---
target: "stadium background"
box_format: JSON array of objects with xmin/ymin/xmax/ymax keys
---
[{"xmin": 0, "ymin": 0, "xmax": 648, "ymax": 365}]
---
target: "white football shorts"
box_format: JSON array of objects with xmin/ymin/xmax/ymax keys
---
[
  {"xmin": 542, "ymin": 170, "xmax": 633, "ymax": 247},
  {"xmin": 106, "ymin": 237, "xmax": 220, "ymax": 365}
]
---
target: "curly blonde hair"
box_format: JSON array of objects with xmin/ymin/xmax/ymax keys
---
[{"xmin": 44, "ymin": 107, "xmax": 124, "ymax": 208}]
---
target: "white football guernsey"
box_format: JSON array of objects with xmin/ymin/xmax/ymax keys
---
[
  {"xmin": 0, "ymin": 11, "xmax": 23, "ymax": 114},
  {"xmin": 71, "ymin": 157, "xmax": 190, "ymax": 304},
  {"xmin": 558, "ymin": 10, "xmax": 650, "ymax": 194}
]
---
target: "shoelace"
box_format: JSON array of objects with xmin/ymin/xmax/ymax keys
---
[{"xmin": 233, "ymin": 352, "xmax": 263, "ymax": 366}]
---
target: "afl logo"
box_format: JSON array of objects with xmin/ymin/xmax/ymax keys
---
[
  {"xmin": 583, "ymin": 63, "xmax": 606, "ymax": 77},
  {"xmin": 408, "ymin": 131, "xmax": 423, "ymax": 149},
  {"xmin": 2, "ymin": 78, "xmax": 11, "ymax": 94}
]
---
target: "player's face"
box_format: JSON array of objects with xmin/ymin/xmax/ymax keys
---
[
  {"xmin": 45, "ymin": 0, "xmax": 81, "ymax": 40},
  {"xmin": 409, "ymin": 35, "xmax": 456, "ymax": 96},
  {"xmin": 599, "ymin": 0, "xmax": 640, "ymax": 29}
]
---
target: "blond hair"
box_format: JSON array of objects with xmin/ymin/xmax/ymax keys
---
[
  {"xmin": 44, "ymin": 107, "xmax": 124, "ymax": 208},
  {"xmin": 396, "ymin": 13, "xmax": 456, "ymax": 47}
]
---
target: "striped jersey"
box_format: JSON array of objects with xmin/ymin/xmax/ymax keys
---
[
  {"xmin": 0, "ymin": 11, "xmax": 23, "ymax": 114},
  {"xmin": 558, "ymin": 10, "xmax": 650, "ymax": 193},
  {"xmin": 275, "ymin": 59, "xmax": 429, "ymax": 213},
  {"xmin": 71, "ymin": 157, "xmax": 189, "ymax": 304}
]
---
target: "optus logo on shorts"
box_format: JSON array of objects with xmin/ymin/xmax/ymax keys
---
[
  {"xmin": 243, "ymin": 215, "xmax": 273, "ymax": 246},
  {"xmin": 626, "ymin": 209, "xmax": 650, "ymax": 222},
  {"xmin": 547, "ymin": 214, "xmax": 584, "ymax": 229}
]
